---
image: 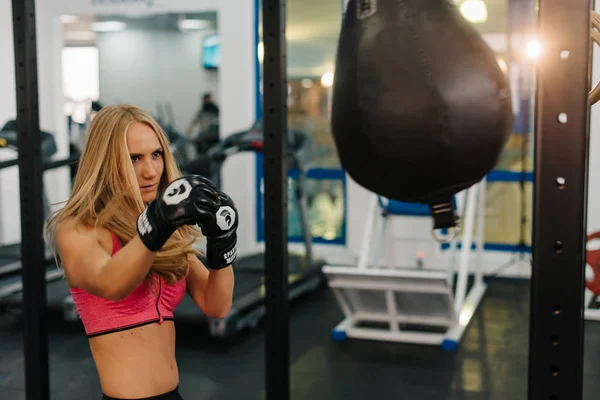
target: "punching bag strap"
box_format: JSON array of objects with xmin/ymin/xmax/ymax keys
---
[{"xmin": 429, "ymin": 200, "xmax": 459, "ymax": 244}]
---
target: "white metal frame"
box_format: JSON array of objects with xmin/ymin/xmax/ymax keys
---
[{"xmin": 322, "ymin": 179, "xmax": 487, "ymax": 350}]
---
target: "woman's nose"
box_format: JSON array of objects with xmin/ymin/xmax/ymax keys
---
[{"xmin": 143, "ymin": 160, "xmax": 157, "ymax": 178}]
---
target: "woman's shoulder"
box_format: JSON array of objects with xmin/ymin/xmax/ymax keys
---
[
  {"xmin": 55, "ymin": 217, "xmax": 115, "ymax": 254},
  {"xmin": 55, "ymin": 217, "xmax": 112, "ymax": 242}
]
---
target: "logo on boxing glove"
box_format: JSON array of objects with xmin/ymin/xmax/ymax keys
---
[
  {"xmin": 216, "ymin": 206, "xmax": 236, "ymax": 231},
  {"xmin": 163, "ymin": 179, "xmax": 192, "ymax": 206},
  {"xmin": 137, "ymin": 208, "xmax": 152, "ymax": 235},
  {"xmin": 223, "ymin": 247, "xmax": 237, "ymax": 265}
]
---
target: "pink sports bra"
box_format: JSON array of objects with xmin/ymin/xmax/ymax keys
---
[{"xmin": 70, "ymin": 232, "xmax": 187, "ymax": 337}]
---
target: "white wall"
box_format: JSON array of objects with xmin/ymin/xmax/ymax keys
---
[{"xmin": 96, "ymin": 29, "xmax": 219, "ymax": 132}]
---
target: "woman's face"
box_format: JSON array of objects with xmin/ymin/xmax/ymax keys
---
[{"xmin": 126, "ymin": 122, "xmax": 165, "ymax": 204}]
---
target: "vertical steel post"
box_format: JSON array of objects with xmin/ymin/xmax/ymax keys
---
[
  {"xmin": 11, "ymin": 1, "xmax": 50, "ymax": 399},
  {"xmin": 262, "ymin": 0, "xmax": 290, "ymax": 399},
  {"xmin": 529, "ymin": 0, "xmax": 592, "ymax": 398}
]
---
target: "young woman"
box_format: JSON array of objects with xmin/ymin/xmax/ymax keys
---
[{"xmin": 45, "ymin": 104, "xmax": 237, "ymax": 400}]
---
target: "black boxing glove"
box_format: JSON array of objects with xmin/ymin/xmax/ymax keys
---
[
  {"xmin": 195, "ymin": 190, "xmax": 239, "ymax": 270},
  {"xmin": 136, "ymin": 175, "xmax": 220, "ymax": 252}
]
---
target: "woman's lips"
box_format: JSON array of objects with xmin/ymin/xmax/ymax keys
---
[{"xmin": 141, "ymin": 184, "xmax": 156, "ymax": 192}]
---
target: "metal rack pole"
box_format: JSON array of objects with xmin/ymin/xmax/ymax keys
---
[
  {"xmin": 262, "ymin": 0, "xmax": 290, "ymax": 399},
  {"xmin": 11, "ymin": 0, "xmax": 50, "ymax": 399},
  {"xmin": 528, "ymin": 0, "xmax": 592, "ymax": 398}
]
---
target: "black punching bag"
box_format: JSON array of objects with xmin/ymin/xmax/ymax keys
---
[{"xmin": 331, "ymin": 0, "xmax": 513, "ymax": 229}]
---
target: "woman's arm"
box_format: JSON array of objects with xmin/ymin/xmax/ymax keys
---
[
  {"xmin": 186, "ymin": 254, "xmax": 234, "ymax": 318},
  {"xmin": 56, "ymin": 219, "xmax": 156, "ymax": 301}
]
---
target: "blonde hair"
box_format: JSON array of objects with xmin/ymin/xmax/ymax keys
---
[{"xmin": 46, "ymin": 104, "xmax": 201, "ymax": 284}]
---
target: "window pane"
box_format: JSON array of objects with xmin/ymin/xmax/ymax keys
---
[{"xmin": 256, "ymin": 0, "xmax": 346, "ymax": 244}]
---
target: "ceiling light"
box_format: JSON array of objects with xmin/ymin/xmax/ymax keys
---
[
  {"xmin": 525, "ymin": 40, "xmax": 541, "ymax": 60},
  {"xmin": 91, "ymin": 21, "xmax": 126, "ymax": 32},
  {"xmin": 301, "ymin": 79, "xmax": 313, "ymax": 89},
  {"xmin": 64, "ymin": 31, "xmax": 97, "ymax": 41},
  {"xmin": 321, "ymin": 72, "xmax": 334, "ymax": 88},
  {"xmin": 257, "ymin": 41, "xmax": 264, "ymax": 64},
  {"xmin": 178, "ymin": 19, "xmax": 212, "ymax": 31},
  {"xmin": 459, "ymin": 0, "xmax": 488, "ymax": 24},
  {"xmin": 60, "ymin": 15, "xmax": 79, "ymax": 24}
]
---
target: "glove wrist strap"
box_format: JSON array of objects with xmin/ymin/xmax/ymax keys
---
[{"xmin": 206, "ymin": 233, "xmax": 237, "ymax": 270}]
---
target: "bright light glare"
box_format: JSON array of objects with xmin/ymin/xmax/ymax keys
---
[
  {"xmin": 258, "ymin": 41, "xmax": 264, "ymax": 64},
  {"xmin": 459, "ymin": 0, "xmax": 488, "ymax": 24},
  {"xmin": 321, "ymin": 72, "xmax": 334, "ymax": 88},
  {"xmin": 496, "ymin": 57, "xmax": 507, "ymax": 74},
  {"xmin": 526, "ymin": 40, "xmax": 541, "ymax": 59}
]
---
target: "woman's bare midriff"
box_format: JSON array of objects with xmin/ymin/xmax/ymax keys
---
[{"xmin": 89, "ymin": 320, "xmax": 179, "ymax": 399}]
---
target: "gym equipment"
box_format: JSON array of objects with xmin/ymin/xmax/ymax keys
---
[
  {"xmin": 155, "ymin": 101, "xmax": 188, "ymax": 166},
  {"xmin": 0, "ymin": 126, "xmax": 80, "ymax": 314},
  {"xmin": 0, "ymin": 127, "xmax": 55, "ymax": 267},
  {"xmin": 526, "ymin": 0, "xmax": 590, "ymax": 396},
  {"xmin": 0, "ymin": 128, "xmax": 53, "ymax": 278},
  {"xmin": 173, "ymin": 120, "xmax": 325, "ymax": 337},
  {"xmin": 584, "ymin": 231, "xmax": 600, "ymax": 321},
  {"xmin": 322, "ymin": 178, "xmax": 486, "ymax": 350},
  {"xmin": 182, "ymin": 119, "xmax": 312, "ymax": 188},
  {"xmin": 330, "ymin": 0, "xmax": 512, "ymax": 232}
]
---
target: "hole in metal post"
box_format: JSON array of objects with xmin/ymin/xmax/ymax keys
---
[
  {"xmin": 556, "ymin": 177, "xmax": 566, "ymax": 189},
  {"xmin": 553, "ymin": 305, "xmax": 561, "ymax": 315},
  {"xmin": 554, "ymin": 241, "xmax": 563, "ymax": 253},
  {"xmin": 551, "ymin": 366, "xmax": 560, "ymax": 377},
  {"xmin": 558, "ymin": 113, "xmax": 567, "ymax": 123},
  {"xmin": 550, "ymin": 336, "xmax": 560, "ymax": 346}
]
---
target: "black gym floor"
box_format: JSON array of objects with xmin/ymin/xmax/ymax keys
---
[{"xmin": 1, "ymin": 278, "xmax": 599, "ymax": 400}]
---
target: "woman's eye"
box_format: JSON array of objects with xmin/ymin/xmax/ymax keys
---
[
  {"xmin": 153, "ymin": 151, "xmax": 163, "ymax": 158},
  {"xmin": 131, "ymin": 156, "xmax": 139, "ymax": 163}
]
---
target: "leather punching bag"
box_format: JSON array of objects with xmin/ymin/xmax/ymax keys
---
[{"xmin": 331, "ymin": 0, "xmax": 513, "ymax": 229}]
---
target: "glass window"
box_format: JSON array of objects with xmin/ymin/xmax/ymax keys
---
[{"xmin": 255, "ymin": 0, "xmax": 346, "ymax": 244}]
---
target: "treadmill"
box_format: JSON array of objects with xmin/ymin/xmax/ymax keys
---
[
  {"xmin": 174, "ymin": 120, "xmax": 326, "ymax": 337},
  {"xmin": 0, "ymin": 124, "xmax": 80, "ymax": 316}
]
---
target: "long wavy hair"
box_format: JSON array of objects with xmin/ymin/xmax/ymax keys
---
[{"xmin": 45, "ymin": 104, "xmax": 201, "ymax": 284}]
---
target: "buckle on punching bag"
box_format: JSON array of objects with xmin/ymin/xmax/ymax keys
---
[{"xmin": 429, "ymin": 201, "xmax": 459, "ymax": 243}]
